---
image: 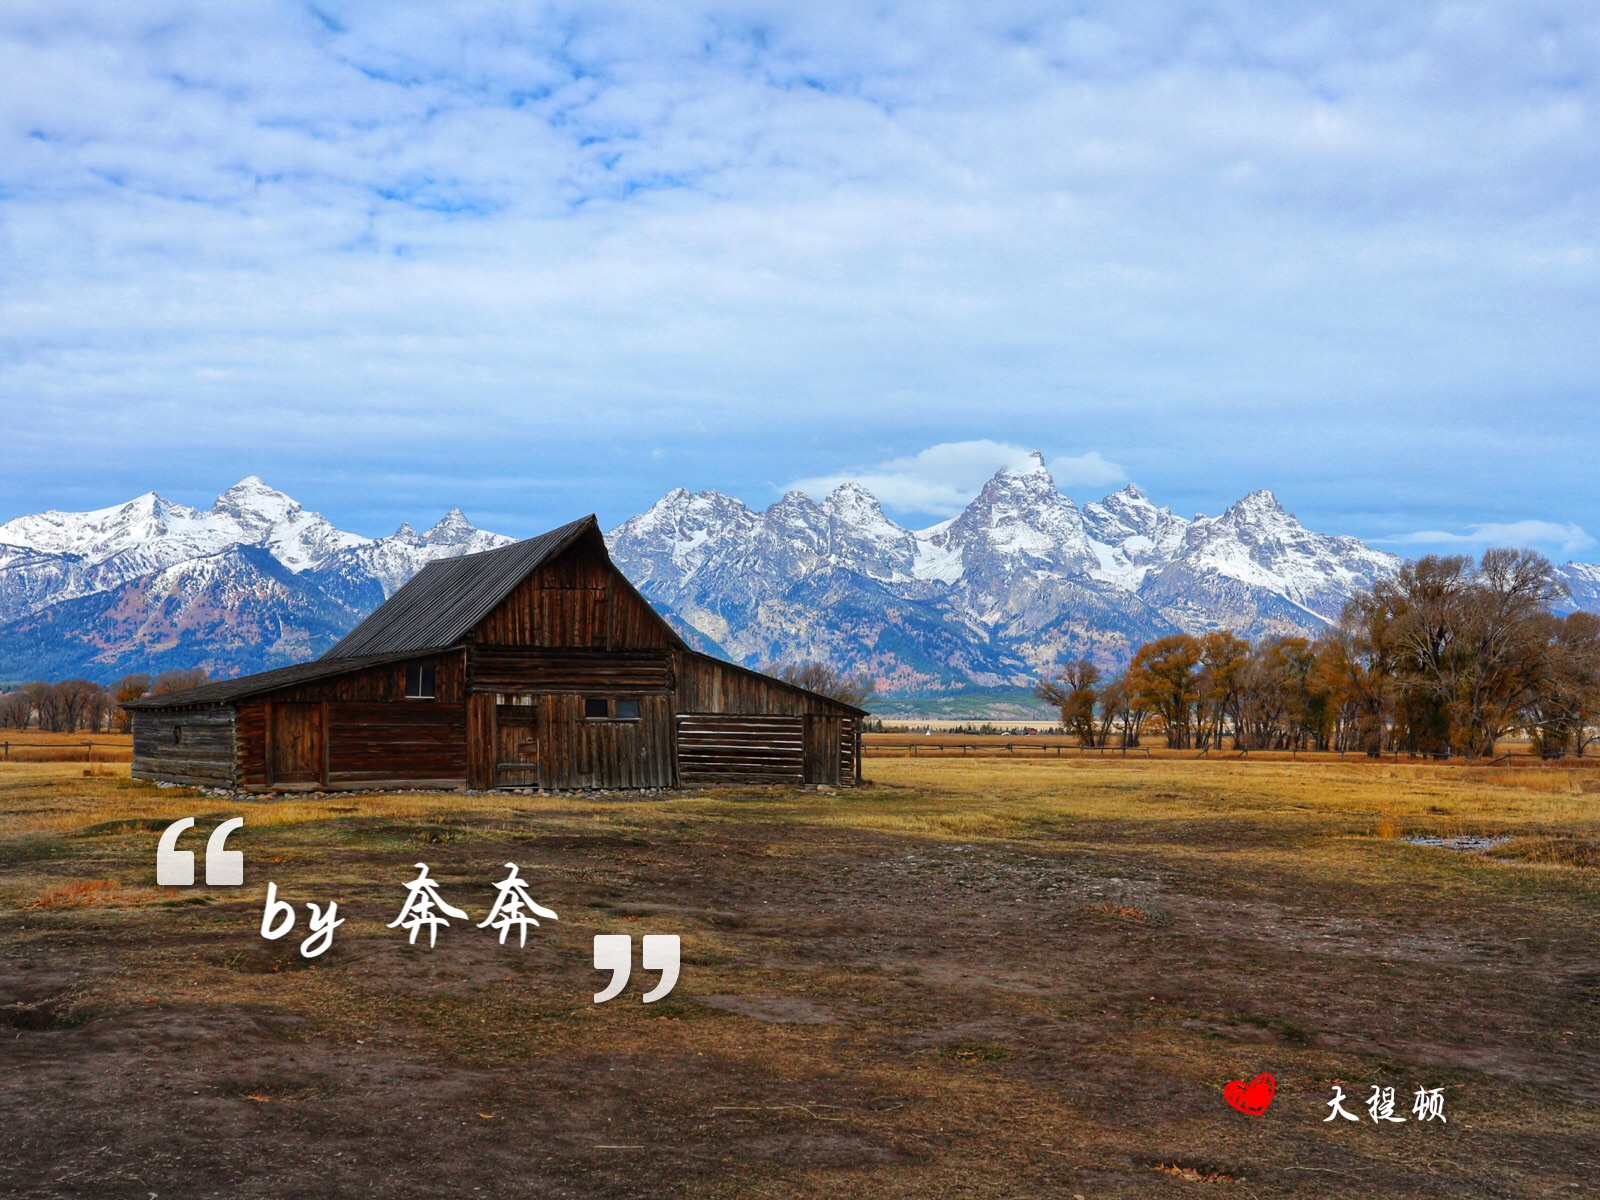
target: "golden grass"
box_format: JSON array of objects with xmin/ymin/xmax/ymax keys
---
[
  {"xmin": 5, "ymin": 755, "xmax": 1598, "ymax": 865},
  {"xmin": 26, "ymin": 877, "xmax": 159, "ymax": 908}
]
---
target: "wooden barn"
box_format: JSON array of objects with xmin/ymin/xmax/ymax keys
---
[{"xmin": 124, "ymin": 516, "xmax": 864, "ymax": 793}]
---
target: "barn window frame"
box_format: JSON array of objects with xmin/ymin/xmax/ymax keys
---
[
  {"xmin": 172, "ymin": 724, "xmax": 183, "ymax": 745},
  {"xmin": 584, "ymin": 697, "xmax": 643, "ymax": 721},
  {"xmin": 405, "ymin": 662, "xmax": 436, "ymax": 700}
]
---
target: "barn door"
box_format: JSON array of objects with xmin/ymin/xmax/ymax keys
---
[
  {"xmin": 269, "ymin": 703, "xmax": 324, "ymax": 786},
  {"xmin": 494, "ymin": 700, "xmax": 541, "ymax": 789},
  {"xmin": 803, "ymin": 715, "xmax": 841, "ymax": 785}
]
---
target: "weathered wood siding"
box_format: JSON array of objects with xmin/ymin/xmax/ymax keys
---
[
  {"xmin": 537, "ymin": 693, "xmax": 675, "ymax": 789},
  {"xmin": 803, "ymin": 715, "xmax": 841, "ymax": 785},
  {"xmin": 675, "ymin": 651, "xmax": 845, "ymax": 716},
  {"xmin": 326, "ymin": 702, "xmax": 467, "ymax": 787},
  {"xmin": 131, "ymin": 707, "xmax": 237, "ymax": 787},
  {"xmin": 234, "ymin": 650, "xmax": 468, "ymax": 791},
  {"xmin": 469, "ymin": 646, "xmax": 671, "ymax": 693},
  {"xmin": 475, "ymin": 538, "xmax": 672, "ymax": 651},
  {"xmin": 676, "ymin": 713, "xmax": 804, "ymax": 786}
]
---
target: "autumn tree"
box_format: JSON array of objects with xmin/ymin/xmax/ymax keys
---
[
  {"xmin": 111, "ymin": 674, "xmax": 152, "ymax": 732},
  {"xmin": 1095, "ymin": 674, "xmax": 1142, "ymax": 748},
  {"xmin": 1035, "ymin": 659, "xmax": 1101, "ymax": 746},
  {"xmin": 1195, "ymin": 631, "xmax": 1250, "ymax": 749},
  {"xmin": 0, "ymin": 689, "xmax": 33, "ymax": 730},
  {"xmin": 1127, "ymin": 634, "xmax": 1202, "ymax": 749}
]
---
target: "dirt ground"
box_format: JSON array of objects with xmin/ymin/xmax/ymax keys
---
[{"xmin": 2, "ymin": 757, "xmax": 1598, "ymax": 1198}]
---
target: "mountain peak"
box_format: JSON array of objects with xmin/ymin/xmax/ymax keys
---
[
  {"xmin": 824, "ymin": 481, "xmax": 888, "ymax": 523},
  {"xmin": 427, "ymin": 508, "xmax": 476, "ymax": 536},
  {"xmin": 1223, "ymin": 489, "xmax": 1290, "ymax": 521},
  {"xmin": 212, "ymin": 476, "xmax": 301, "ymax": 524}
]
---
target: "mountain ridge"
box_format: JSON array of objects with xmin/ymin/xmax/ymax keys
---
[{"xmin": 3, "ymin": 463, "xmax": 1594, "ymax": 697}]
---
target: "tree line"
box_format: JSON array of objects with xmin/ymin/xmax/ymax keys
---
[
  {"xmin": 0, "ymin": 669, "xmax": 209, "ymax": 733},
  {"xmin": 1037, "ymin": 548, "xmax": 1600, "ymax": 759}
]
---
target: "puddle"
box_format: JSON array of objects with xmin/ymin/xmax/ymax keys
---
[{"xmin": 1405, "ymin": 834, "xmax": 1512, "ymax": 852}]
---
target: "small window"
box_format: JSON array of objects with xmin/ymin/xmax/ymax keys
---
[
  {"xmin": 405, "ymin": 663, "xmax": 436, "ymax": 699},
  {"xmin": 172, "ymin": 724, "xmax": 183, "ymax": 745},
  {"xmin": 584, "ymin": 697, "xmax": 642, "ymax": 720}
]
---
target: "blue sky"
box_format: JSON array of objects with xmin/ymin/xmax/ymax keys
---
[{"xmin": 1, "ymin": 2, "xmax": 1597, "ymax": 556}]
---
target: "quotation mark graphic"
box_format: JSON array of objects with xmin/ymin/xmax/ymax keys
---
[
  {"xmin": 592, "ymin": 934, "xmax": 680, "ymax": 1003},
  {"xmin": 156, "ymin": 817, "xmax": 245, "ymax": 886}
]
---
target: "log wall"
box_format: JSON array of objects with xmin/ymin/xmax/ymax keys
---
[
  {"xmin": 131, "ymin": 707, "xmax": 237, "ymax": 787},
  {"xmin": 677, "ymin": 713, "xmax": 804, "ymax": 786}
]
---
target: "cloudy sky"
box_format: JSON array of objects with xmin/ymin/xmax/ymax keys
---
[{"xmin": 2, "ymin": 2, "xmax": 1597, "ymax": 556}]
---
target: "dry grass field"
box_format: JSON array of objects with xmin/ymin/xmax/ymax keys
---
[
  {"xmin": 0, "ymin": 730, "xmax": 132, "ymax": 764},
  {"xmin": 2, "ymin": 754, "xmax": 1598, "ymax": 1198}
]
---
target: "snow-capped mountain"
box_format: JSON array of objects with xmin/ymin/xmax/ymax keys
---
[
  {"xmin": 1554, "ymin": 561, "xmax": 1600, "ymax": 616},
  {"xmin": 5, "ymin": 462, "xmax": 1595, "ymax": 696},
  {"xmin": 607, "ymin": 452, "xmax": 1408, "ymax": 691},
  {"xmin": 0, "ymin": 479, "xmax": 512, "ymax": 679},
  {"xmin": 0, "ymin": 546, "xmax": 361, "ymax": 680}
]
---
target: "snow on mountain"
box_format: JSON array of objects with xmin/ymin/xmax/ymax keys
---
[
  {"xmin": 604, "ymin": 454, "xmax": 1419, "ymax": 690},
  {"xmin": 606, "ymin": 488, "xmax": 759, "ymax": 599},
  {"xmin": 1554, "ymin": 561, "xmax": 1600, "ymax": 615},
  {"xmin": 1139, "ymin": 490, "xmax": 1401, "ymax": 633},
  {"xmin": 314, "ymin": 509, "xmax": 515, "ymax": 610},
  {"xmin": 0, "ymin": 480, "xmax": 512, "ymax": 680},
  {"xmin": 922, "ymin": 452, "xmax": 1100, "ymax": 584},
  {"xmin": 209, "ymin": 476, "xmax": 371, "ymax": 571},
  {"xmin": 0, "ymin": 545, "xmax": 363, "ymax": 680},
  {"xmin": 1080, "ymin": 484, "xmax": 1191, "ymax": 589}
]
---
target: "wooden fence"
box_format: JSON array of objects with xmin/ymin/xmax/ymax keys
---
[
  {"xmin": 862, "ymin": 735, "xmax": 1600, "ymax": 768},
  {"xmin": 0, "ymin": 740, "xmax": 134, "ymax": 764}
]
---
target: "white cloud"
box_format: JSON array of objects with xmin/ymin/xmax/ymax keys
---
[
  {"xmin": 1378, "ymin": 520, "xmax": 1596, "ymax": 555},
  {"xmin": 0, "ymin": 3, "xmax": 1596, "ymax": 536},
  {"xmin": 1048, "ymin": 451, "xmax": 1126, "ymax": 489},
  {"xmin": 788, "ymin": 439, "xmax": 1123, "ymax": 517}
]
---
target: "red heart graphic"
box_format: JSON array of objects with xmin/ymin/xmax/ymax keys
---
[{"xmin": 1223, "ymin": 1072, "xmax": 1276, "ymax": 1116}]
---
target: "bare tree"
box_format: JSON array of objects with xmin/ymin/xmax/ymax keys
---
[
  {"xmin": 773, "ymin": 662, "xmax": 876, "ymax": 708},
  {"xmin": 0, "ymin": 689, "xmax": 33, "ymax": 730},
  {"xmin": 150, "ymin": 668, "xmax": 209, "ymax": 696}
]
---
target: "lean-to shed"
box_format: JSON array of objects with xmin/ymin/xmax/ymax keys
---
[{"xmin": 124, "ymin": 516, "xmax": 865, "ymax": 792}]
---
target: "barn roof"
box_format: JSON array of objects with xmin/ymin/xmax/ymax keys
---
[
  {"xmin": 323, "ymin": 514, "xmax": 598, "ymax": 660},
  {"xmin": 121, "ymin": 651, "xmax": 418, "ymax": 709}
]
